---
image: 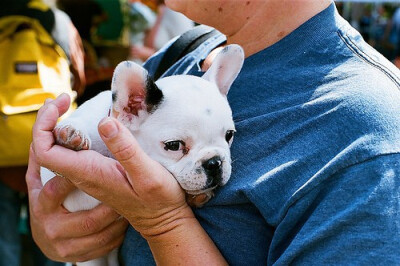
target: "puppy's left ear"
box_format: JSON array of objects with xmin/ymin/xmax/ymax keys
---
[
  {"xmin": 111, "ymin": 61, "xmax": 163, "ymax": 124},
  {"xmin": 202, "ymin": 44, "xmax": 244, "ymax": 96}
]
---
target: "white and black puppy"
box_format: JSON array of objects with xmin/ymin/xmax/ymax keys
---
[{"xmin": 41, "ymin": 44, "xmax": 244, "ymax": 266}]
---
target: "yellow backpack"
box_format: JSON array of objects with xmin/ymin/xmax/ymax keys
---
[{"xmin": 0, "ymin": 15, "xmax": 76, "ymax": 167}]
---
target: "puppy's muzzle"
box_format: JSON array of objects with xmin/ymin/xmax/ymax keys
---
[{"xmin": 202, "ymin": 156, "xmax": 223, "ymax": 189}]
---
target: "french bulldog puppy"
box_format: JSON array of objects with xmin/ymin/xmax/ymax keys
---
[{"xmin": 41, "ymin": 44, "xmax": 244, "ymax": 266}]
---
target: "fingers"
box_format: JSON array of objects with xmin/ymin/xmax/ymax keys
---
[
  {"xmin": 31, "ymin": 204, "xmax": 128, "ymax": 263},
  {"xmin": 26, "ymin": 145, "xmax": 44, "ymax": 193},
  {"xmin": 33, "ymin": 94, "xmax": 71, "ymax": 161},
  {"xmin": 56, "ymin": 218, "xmax": 127, "ymax": 263},
  {"xmin": 42, "ymin": 149, "xmax": 134, "ymax": 209},
  {"xmin": 47, "ymin": 204, "xmax": 124, "ymax": 239},
  {"xmin": 35, "ymin": 93, "xmax": 70, "ymax": 131},
  {"xmin": 38, "ymin": 175, "xmax": 76, "ymax": 212}
]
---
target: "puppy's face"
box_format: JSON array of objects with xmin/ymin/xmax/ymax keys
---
[
  {"xmin": 111, "ymin": 45, "xmax": 244, "ymax": 206},
  {"xmin": 137, "ymin": 76, "xmax": 235, "ymax": 194}
]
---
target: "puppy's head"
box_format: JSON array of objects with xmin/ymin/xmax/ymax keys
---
[{"xmin": 111, "ymin": 44, "xmax": 244, "ymax": 207}]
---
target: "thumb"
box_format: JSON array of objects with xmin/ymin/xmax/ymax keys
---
[
  {"xmin": 98, "ymin": 117, "xmax": 186, "ymax": 211},
  {"xmin": 33, "ymin": 93, "xmax": 71, "ymax": 162},
  {"xmin": 98, "ymin": 117, "xmax": 160, "ymax": 181}
]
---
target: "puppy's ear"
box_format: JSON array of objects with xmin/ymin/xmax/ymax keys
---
[
  {"xmin": 111, "ymin": 61, "xmax": 163, "ymax": 123},
  {"xmin": 202, "ymin": 44, "xmax": 244, "ymax": 96}
]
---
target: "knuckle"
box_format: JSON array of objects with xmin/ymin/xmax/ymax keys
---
[
  {"xmin": 112, "ymin": 142, "xmax": 137, "ymax": 163},
  {"xmin": 41, "ymin": 181, "xmax": 58, "ymax": 200},
  {"xmin": 44, "ymin": 222, "xmax": 61, "ymax": 241},
  {"xmin": 30, "ymin": 203, "xmax": 42, "ymax": 218},
  {"xmin": 75, "ymin": 255, "xmax": 91, "ymax": 263},
  {"xmin": 140, "ymin": 168, "xmax": 165, "ymax": 192},
  {"xmin": 81, "ymin": 215, "xmax": 100, "ymax": 233},
  {"xmin": 144, "ymin": 177, "xmax": 164, "ymax": 193},
  {"xmin": 54, "ymin": 245, "xmax": 71, "ymax": 260},
  {"xmin": 95, "ymin": 233, "xmax": 111, "ymax": 247}
]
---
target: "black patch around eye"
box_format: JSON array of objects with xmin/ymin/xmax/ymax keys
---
[{"xmin": 145, "ymin": 76, "xmax": 163, "ymax": 113}]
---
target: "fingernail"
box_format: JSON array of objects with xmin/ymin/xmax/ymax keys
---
[{"xmin": 99, "ymin": 118, "xmax": 119, "ymax": 138}]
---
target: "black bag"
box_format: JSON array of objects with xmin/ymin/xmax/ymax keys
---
[{"xmin": 153, "ymin": 25, "xmax": 221, "ymax": 80}]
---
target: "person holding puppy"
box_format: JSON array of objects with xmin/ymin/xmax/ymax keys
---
[{"xmin": 27, "ymin": 0, "xmax": 400, "ymax": 265}]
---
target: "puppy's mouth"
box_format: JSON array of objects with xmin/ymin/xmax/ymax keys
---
[{"xmin": 185, "ymin": 185, "xmax": 218, "ymax": 195}]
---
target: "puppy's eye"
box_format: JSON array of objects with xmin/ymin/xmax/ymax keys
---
[
  {"xmin": 225, "ymin": 130, "xmax": 235, "ymax": 144},
  {"xmin": 164, "ymin": 140, "xmax": 185, "ymax": 151}
]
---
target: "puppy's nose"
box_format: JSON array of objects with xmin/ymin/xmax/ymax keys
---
[
  {"xmin": 202, "ymin": 156, "xmax": 223, "ymax": 188},
  {"xmin": 203, "ymin": 156, "xmax": 222, "ymax": 173}
]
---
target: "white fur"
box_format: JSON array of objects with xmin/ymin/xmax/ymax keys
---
[{"xmin": 40, "ymin": 44, "xmax": 244, "ymax": 265}]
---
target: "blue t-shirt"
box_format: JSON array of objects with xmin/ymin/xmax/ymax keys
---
[{"xmin": 121, "ymin": 4, "xmax": 400, "ymax": 265}]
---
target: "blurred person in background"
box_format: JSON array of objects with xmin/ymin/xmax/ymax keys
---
[
  {"xmin": 57, "ymin": 0, "xmax": 106, "ymax": 46},
  {"xmin": 127, "ymin": 0, "xmax": 157, "ymax": 63},
  {"xmin": 368, "ymin": 4, "xmax": 397, "ymax": 61},
  {"xmin": 390, "ymin": 5, "xmax": 400, "ymax": 67},
  {"xmin": 130, "ymin": 0, "xmax": 194, "ymax": 62}
]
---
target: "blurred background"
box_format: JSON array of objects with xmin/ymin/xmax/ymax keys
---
[
  {"xmin": 52, "ymin": 0, "xmax": 400, "ymax": 107},
  {"xmin": 42, "ymin": 0, "xmax": 196, "ymax": 105},
  {"xmin": 1, "ymin": 0, "xmax": 400, "ymax": 265},
  {"xmin": 336, "ymin": 0, "xmax": 400, "ymax": 66}
]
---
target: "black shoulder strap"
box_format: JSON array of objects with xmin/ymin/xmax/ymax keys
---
[{"xmin": 153, "ymin": 24, "xmax": 220, "ymax": 80}]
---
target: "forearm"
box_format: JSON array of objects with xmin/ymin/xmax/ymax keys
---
[{"xmin": 143, "ymin": 208, "xmax": 227, "ymax": 265}]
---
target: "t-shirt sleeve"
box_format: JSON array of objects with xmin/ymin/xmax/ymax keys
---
[{"xmin": 269, "ymin": 153, "xmax": 400, "ymax": 265}]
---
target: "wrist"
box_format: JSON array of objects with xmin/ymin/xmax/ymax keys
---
[
  {"xmin": 133, "ymin": 203, "xmax": 195, "ymax": 240},
  {"xmin": 141, "ymin": 206, "xmax": 227, "ymax": 265}
]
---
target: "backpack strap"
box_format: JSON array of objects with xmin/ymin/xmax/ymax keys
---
[{"xmin": 153, "ymin": 24, "xmax": 221, "ymax": 80}]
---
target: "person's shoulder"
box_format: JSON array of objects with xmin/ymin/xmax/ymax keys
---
[
  {"xmin": 327, "ymin": 24, "xmax": 400, "ymax": 127},
  {"xmin": 337, "ymin": 19, "xmax": 400, "ymax": 87},
  {"xmin": 328, "ymin": 66, "xmax": 400, "ymax": 137}
]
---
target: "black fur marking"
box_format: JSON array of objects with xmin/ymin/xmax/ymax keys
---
[
  {"xmin": 125, "ymin": 61, "xmax": 132, "ymax": 68},
  {"xmin": 221, "ymin": 46, "xmax": 230, "ymax": 53},
  {"xmin": 145, "ymin": 76, "xmax": 163, "ymax": 113},
  {"xmin": 112, "ymin": 91, "xmax": 117, "ymax": 103}
]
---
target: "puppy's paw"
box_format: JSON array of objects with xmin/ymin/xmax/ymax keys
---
[{"xmin": 53, "ymin": 125, "xmax": 90, "ymax": 151}]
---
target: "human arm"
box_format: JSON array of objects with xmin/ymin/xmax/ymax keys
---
[
  {"xmin": 51, "ymin": 9, "xmax": 86, "ymax": 96},
  {"xmin": 67, "ymin": 19, "xmax": 85, "ymax": 96},
  {"xmin": 31, "ymin": 94, "xmax": 227, "ymax": 265}
]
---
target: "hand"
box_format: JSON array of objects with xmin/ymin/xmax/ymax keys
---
[
  {"xmin": 27, "ymin": 96, "xmax": 128, "ymax": 262},
  {"xmin": 32, "ymin": 94, "xmax": 191, "ymax": 238},
  {"xmin": 130, "ymin": 45, "xmax": 156, "ymax": 62}
]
